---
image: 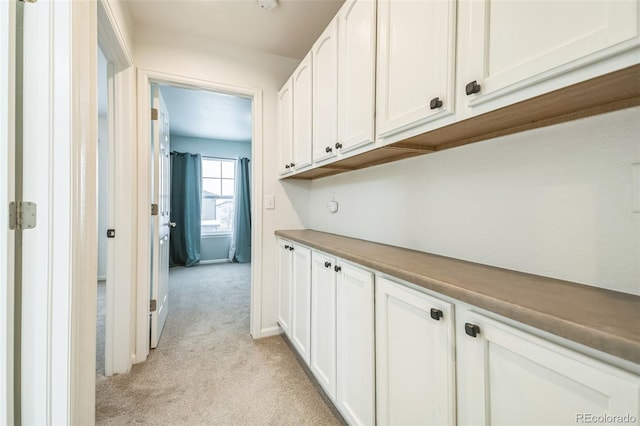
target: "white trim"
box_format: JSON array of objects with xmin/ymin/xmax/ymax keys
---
[
  {"xmin": 135, "ymin": 68, "xmax": 265, "ymax": 360},
  {"xmin": 198, "ymin": 259, "xmax": 230, "ymax": 265},
  {"xmin": 259, "ymin": 326, "xmax": 283, "ymax": 338},
  {"xmin": 0, "ymin": 1, "xmax": 15, "ymax": 424}
]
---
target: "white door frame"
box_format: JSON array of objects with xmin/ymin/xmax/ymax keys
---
[
  {"xmin": 135, "ymin": 69, "xmax": 264, "ymax": 362},
  {"xmin": 0, "ymin": 1, "xmax": 15, "ymax": 423},
  {"xmin": 97, "ymin": 0, "xmax": 136, "ymax": 376},
  {"xmin": 21, "ymin": 0, "xmax": 96, "ymax": 424}
]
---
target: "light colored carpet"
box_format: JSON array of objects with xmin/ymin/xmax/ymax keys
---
[{"xmin": 95, "ymin": 262, "xmax": 341, "ymax": 425}]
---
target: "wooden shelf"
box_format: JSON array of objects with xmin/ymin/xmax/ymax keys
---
[{"xmin": 285, "ymin": 64, "xmax": 640, "ymax": 180}]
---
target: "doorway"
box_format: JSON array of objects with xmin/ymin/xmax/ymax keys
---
[
  {"xmin": 135, "ymin": 70, "xmax": 265, "ymax": 363},
  {"xmin": 148, "ymin": 83, "xmax": 254, "ymax": 348}
]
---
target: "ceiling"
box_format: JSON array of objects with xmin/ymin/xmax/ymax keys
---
[
  {"xmin": 159, "ymin": 85, "xmax": 253, "ymax": 142},
  {"xmin": 121, "ymin": 0, "xmax": 344, "ymax": 142},
  {"xmin": 122, "ymin": 0, "xmax": 345, "ymax": 60}
]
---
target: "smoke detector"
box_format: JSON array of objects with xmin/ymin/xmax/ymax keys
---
[{"xmin": 258, "ymin": 0, "xmax": 278, "ymax": 10}]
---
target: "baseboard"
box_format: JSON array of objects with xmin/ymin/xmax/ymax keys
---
[
  {"xmin": 199, "ymin": 259, "xmax": 229, "ymax": 265},
  {"xmin": 256, "ymin": 325, "xmax": 282, "ymax": 339}
]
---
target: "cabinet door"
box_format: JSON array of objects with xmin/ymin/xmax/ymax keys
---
[
  {"xmin": 291, "ymin": 244, "xmax": 312, "ymax": 364},
  {"xmin": 460, "ymin": 0, "xmax": 640, "ymax": 112},
  {"xmin": 277, "ymin": 79, "xmax": 293, "ymax": 175},
  {"xmin": 312, "ymin": 18, "xmax": 339, "ymax": 164},
  {"xmin": 376, "ymin": 0, "xmax": 456, "ymax": 141},
  {"xmin": 277, "ymin": 239, "xmax": 293, "ymax": 336},
  {"xmin": 292, "ymin": 53, "xmax": 313, "ymax": 171},
  {"xmin": 337, "ymin": 0, "xmax": 376, "ymax": 154},
  {"xmin": 310, "ymin": 251, "xmax": 337, "ymax": 400},
  {"xmin": 457, "ymin": 310, "xmax": 640, "ymax": 426},
  {"xmin": 336, "ymin": 262, "xmax": 375, "ymax": 426},
  {"xmin": 376, "ymin": 277, "xmax": 456, "ymax": 426}
]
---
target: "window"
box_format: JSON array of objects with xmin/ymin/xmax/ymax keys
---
[{"xmin": 201, "ymin": 157, "xmax": 235, "ymax": 235}]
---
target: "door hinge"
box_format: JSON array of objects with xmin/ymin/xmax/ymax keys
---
[
  {"xmin": 151, "ymin": 203, "xmax": 159, "ymax": 216},
  {"xmin": 9, "ymin": 201, "xmax": 37, "ymax": 230},
  {"xmin": 151, "ymin": 108, "xmax": 158, "ymax": 121},
  {"xmin": 150, "ymin": 299, "xmax": 157, "ymax": 312}
]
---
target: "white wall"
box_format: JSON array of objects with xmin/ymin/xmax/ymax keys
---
[
  {"xmin": 171, "ymin": 135, "xmax": 252, "ymax": 262},
  {"xmin": 307, "ymin": 107, "xmax": 640, "ymax": 296},
  {"xmin": 133, "ymin": 28, "xmax": 308, "ymax": 334}
]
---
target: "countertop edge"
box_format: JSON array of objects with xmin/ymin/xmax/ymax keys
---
[{"xmin": 275, "ymin": 229, "xmax": 640, "ymax": 365}]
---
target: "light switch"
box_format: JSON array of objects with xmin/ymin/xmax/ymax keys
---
[{"xmin": 265, "ymin": 194, "xmax": 275, "ymax": 210}]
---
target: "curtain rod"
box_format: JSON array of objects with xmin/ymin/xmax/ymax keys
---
[{"xmin": 170, "ymin": 151, "xmax": 244, "ymax": 162}]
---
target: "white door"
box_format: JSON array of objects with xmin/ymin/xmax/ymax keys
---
[
  {"xmin": 277, "ymin": 238, "xmax": 293, "ymax": 336},
  {"xmin": 310, "ymin": 251, "xmax": 337, "ymax": 400},
  {"xmin": 376, "ymin": 277, "xmax": 456, "ymax": 426},
  {"xmin": 457, "ymin": 310, "xmax": 640, "ymax": 426},
  {"xmin": 376, "ymin": 0, "xmax": 456, "ymax": 141},
  {"xmin": 336, "ymin": 262, "xmax": 375, "ymax": 426},
  {"xmin": 312, "ymin": 17, "xmax": 339, "ymax": 163},
  {"xmin": 278, "ymin": 78, "xmax": 293, "ymax": 175},
  {"xmin": 291, "ymin": 244, "xmax": 311, "ymax": 364},
  {"xmin": 292, "ymin": 52, "xmax": 313, "ymax": 171},
  {"xmin": 150, "ymin": 85, "xmax": 170, "ymax": 349},
  {"xmin": 338, "ymin": 0, "xmax": 376, "ymax": 153}
]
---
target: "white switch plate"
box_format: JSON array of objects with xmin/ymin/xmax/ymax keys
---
[
  {"xmin": 633, "ymin": 163, "xmax": 640, "ymax": 213},
  {"xmin": 265, "ymin": 194, "xmax": 275, "ymax": 210}
]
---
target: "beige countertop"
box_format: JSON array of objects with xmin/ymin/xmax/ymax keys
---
[{"xmin": 275, "ymin": 229, "xmax": 640, "ymax": 365}]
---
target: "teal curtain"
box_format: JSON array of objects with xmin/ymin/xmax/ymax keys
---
[
  {"xmin": 170, "ymin": 152, "xmax": 202, "ymax": 267},
  {"xmin": 229, "ymin": 158, "xmax": 251, "ymax": 263}
]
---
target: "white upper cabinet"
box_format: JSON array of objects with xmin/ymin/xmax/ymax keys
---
[
  {"xmin": 457, "ymin": 310, "xmax": 640, "ymax": 426},
  {"xmin": 376, "ymin": 0, "xmax": 457, "ymax": 143},
  {"xmin": 376, "ymin": 277, "xmax": 456, "ymax": 426},
  {"xmin": 277, "ymin": 78, "xmax": 293, "ymax": 175},
  {"xmin": 312, "ymin": 18, "xmax": 339, "ymax": 164},
  {"xmin": 458, "ymin": 0, "xmax": 640, "ymax": 114},
  {"xmin": 292, "ymin": 52, "xmax": 313, "ymax": 171},
  {"xmin": 337, "ymin": 0, "xmax": 377, "ymax": 154}
]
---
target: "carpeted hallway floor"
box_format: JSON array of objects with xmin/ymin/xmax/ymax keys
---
[{"xmin": 95, "ymin": 262, "xmax": 341, "ymax": 425}]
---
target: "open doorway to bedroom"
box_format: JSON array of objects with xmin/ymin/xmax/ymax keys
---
[{"xmin": 153, "ymin": 84, "xmax": 254, "ymax": 348}]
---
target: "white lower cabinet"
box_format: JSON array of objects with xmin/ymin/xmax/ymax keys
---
[
  {"xmin": 336, "ymin": 262, "xmax": 375, "ymax": 426},
  {"xmin": 376, "ymin": 277, "xmax": 456, "ymax": 426},
  {"xmin": 456, "ymin": 310, "xmax": 640, "ymax": 426},
  {"xmin": 277, "ymin": 238, "xmax": 293, "ymax": 336},
  {"xmin": 310, "ymin": 251, "xmax": 337, "ymax": 400},
  {"xmin": 291, "ymin": 244, "xmax": 312, "ymax": 365}
]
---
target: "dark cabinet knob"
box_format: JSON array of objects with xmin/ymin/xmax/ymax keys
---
[
  {"xmin": 335, "ymin": 142, "xmax": 343, "ymax": 149},
  {"xmin": 284, "ymin": 244, "xmax": 290, "ymax": 250},
  {"xmin": 430, "ymin": 308, "xmax": 443, "ymax": 321},
  {"xmin": 465, "ymin": 80, "xmax": 481, "ymax": 96},
  {"xmin": 289, "ymin": 246, "xmax": 294, "ymax": 251},
  {"xmin": 465, "ymin": 323, "xmax": 480, "ymax": 337},
  {"xmin": 324, "ymin": 261, "xmax": 332, "ymax": 268},
  {"xmin": 290, "ymin": 162, "xmax": 295, "ymax": 168},
  {"xmin": 334, "ymin": 265, "xmax": 341, "ymax": 272},
  {"xmin": 325, "ymin": 146, "xmax": 333, "ymax": 153},
  {"xmin": 285, "ymin": 164, "xmax": 290, "ymax": 169},
  {"xmin": 429, "ymin": 97, "xmax": 443, "ymax": 110}
]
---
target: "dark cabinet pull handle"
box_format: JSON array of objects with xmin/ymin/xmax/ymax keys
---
[
  {"xmin": 429, "ymin": 97, "xmax": 443, "ymax": 110},
  {"xmin": 430, "ymin": 308, "xmax": 443, "ymax": 321},
  {"xmin": 334, "ymin": 265, "xmax": 341, "ymax": 272},
  {"xmin": 324, "ymin": 261, "xmax": 332, "ymax": 268},
  {"xmin": 465, "ymin": 80, "xmax": 481, "ymax": 96},
  {"xmin": 325, "ymin": 146, "xmax": 333, "ymax": 153},
  {"xmin": 335, "ymin": 142, "xmax": 343, "ymax": 149},
  {"xmin": 465, "ymin": 323, "xmax": 480, "ymax": 337}
]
